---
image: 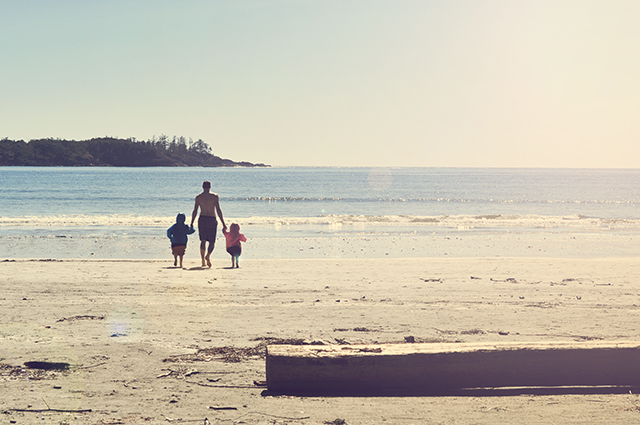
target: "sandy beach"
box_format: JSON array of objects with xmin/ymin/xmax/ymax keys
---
[{"xmin": 3, "ymin": 256, "xmax": 640, "ymax": 424}]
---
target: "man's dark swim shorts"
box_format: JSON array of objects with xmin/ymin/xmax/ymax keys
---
[{"xmin": 198, "ymin": 215, "xmax": 218, "ymax": 242}]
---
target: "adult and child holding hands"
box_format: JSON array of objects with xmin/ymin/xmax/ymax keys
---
[{"xmin": 166, "ymin": 180, "xmax": 246, "ymax": 269}]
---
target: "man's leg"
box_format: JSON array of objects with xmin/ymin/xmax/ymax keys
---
[
  {"xmin": 200, "ymin": 240, "xmax": 207, "ymax": 267},
  {"xmin": 205, "ymin": 240, "xmax": 214, "ymax": 268}
]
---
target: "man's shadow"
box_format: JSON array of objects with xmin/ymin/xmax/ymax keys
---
[
  {"xmin": 185, "ymin": 266, "xmax": 230, "ymax": 271},
  {"xmin": 160, "ymin": 265, "xmax": 230, "ymax": 271}
]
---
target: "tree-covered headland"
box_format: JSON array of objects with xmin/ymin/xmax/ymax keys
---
[{"xmin": 0, "ymin": 136, "xmax": 269, "ymax": 167}]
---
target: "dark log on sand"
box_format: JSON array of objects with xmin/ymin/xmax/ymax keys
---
[{"xmin": 266, "ymin": 342, "xmax": 640, "ymax": 395}]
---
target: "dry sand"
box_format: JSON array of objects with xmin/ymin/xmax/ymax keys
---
[{"xmin": 3, "ymin": 257, "xmax": 640, "ymax": 424}]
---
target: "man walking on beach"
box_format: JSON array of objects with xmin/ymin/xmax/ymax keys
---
[{"xmin": 191, "ymin": 181, "xmax": 226, "ymax": 268}]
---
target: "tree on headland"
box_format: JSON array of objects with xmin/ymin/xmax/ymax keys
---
[
  {"xmin": 189, "ymin": 138, "xmax": 212, "ymax": 155},
  {"xmin": 0, "ymin": 136, "xmax": 269, "ymax": 167}
]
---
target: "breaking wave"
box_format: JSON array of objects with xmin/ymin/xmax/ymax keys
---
[{"xmin": 2, "ymin": 213, "xmax": 640, "ymax": 230}]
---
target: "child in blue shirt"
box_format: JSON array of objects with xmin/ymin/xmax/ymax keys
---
[{"xmin": 167, "ymin": 213, "xmax": 195, "ymax": 268}]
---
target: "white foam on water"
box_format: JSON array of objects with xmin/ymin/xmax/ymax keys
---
[{"xmin": 2, "ymin": 213, "xmax": 640, "ymax": 231}]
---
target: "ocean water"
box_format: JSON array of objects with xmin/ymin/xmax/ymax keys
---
[{"xmin": 2, "ymin": 166, "xmax": 640, "ymax": 259}]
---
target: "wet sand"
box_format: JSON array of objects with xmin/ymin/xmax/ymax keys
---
[
  {"xmin": 2, "ymin": 257, "xmax": 640, "ymax": 424},
  {"xmin": 3, "ymin": 227, "xmax": 640, "ymax": 260}
]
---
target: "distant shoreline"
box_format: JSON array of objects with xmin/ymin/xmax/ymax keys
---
[
  {"xmin": 0, "ymin": 163, "xmax": 270, "ymax": 167},
  {"xmin": 0, "ymin": 137, "xmax": 270, "ymax": 167}
]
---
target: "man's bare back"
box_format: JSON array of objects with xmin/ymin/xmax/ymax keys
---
[
  {"xmin": 191, "ymin": 184, "xmax": 225, "ymax": 228},
  {"xmin": 194, "ymin": 191, "xmax": 220, "ymax": 218}
]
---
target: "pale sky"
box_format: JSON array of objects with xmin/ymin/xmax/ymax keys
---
[{"xmin": 1, "ymin": 0, "xmax": 639, "ymax": 167}]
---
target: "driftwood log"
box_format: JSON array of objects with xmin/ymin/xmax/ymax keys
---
[{"xmin": 266, "ymin": 342, "xmax": 640, "ymax": 395}]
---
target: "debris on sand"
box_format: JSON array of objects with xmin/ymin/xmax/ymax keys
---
[
  {"xmin": 23, "ymin": 361, "xmax": 70, "ymax": 370},
  {"xmin": 1, "ymin": 361, "xmax": 71, "ymax": 381},
  {"xmin": 57, "ymin": 315, "xmax": 105, "ymax": 322},
  {"xmin": 163, "ymin": 337, "xmax": 321, "ymax": 364}
]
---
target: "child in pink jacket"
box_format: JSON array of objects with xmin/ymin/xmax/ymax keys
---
[{"xmin": 222, "ymin": 223, "xmax": 247, "ymax": 268}]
